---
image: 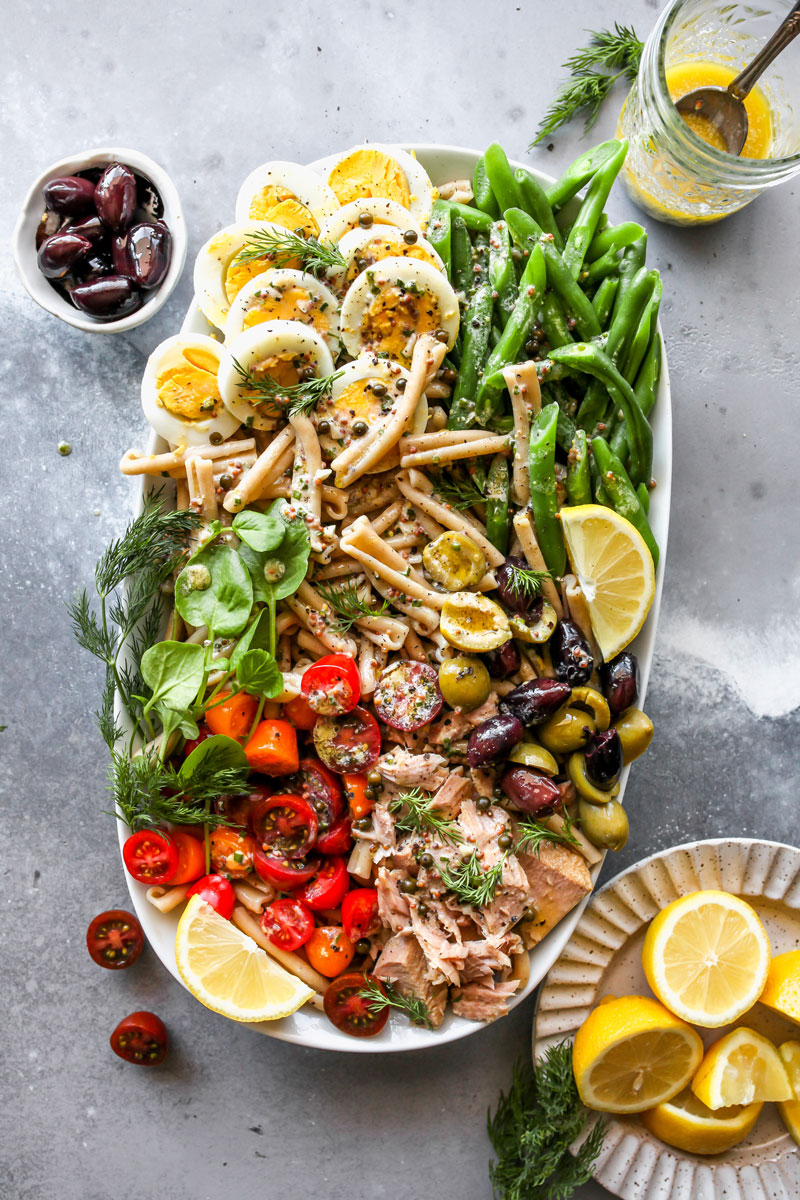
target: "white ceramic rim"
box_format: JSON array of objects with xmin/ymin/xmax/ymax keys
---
[
  {"xmin": 12, "ymin": 146, "xmax": 187, "ymax": 334},
  {"xmin": 116, "ymin": 142, "xmax": 673, "ymax": 1051}
]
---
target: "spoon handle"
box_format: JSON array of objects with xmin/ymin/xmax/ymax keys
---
[{"xmin": 730, "ymin": 0, "xmax": 800, "ymax": 100}]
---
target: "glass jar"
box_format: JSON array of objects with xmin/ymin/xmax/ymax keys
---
[{"xmin": 618, "ymin": 0, "xmax": 800, "ymax": 225}]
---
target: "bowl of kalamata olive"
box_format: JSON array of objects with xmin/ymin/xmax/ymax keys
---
[{"xmin": 13, "ymin": 146, "xmax": 186, "ymax": 333}]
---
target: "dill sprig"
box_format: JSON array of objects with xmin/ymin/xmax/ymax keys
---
[
  {"xmin": 431, "ymin": 468, "xmax": 487, "ymax": 511},
  {"xmin": 109, "ymin": 748, "xmax": 250, "ymax": 832},
  {"xmin": 437, "ymin": 848, "xmax": 507, "ymax": 907},
  {"xmin": 488, "ymin": 1047, "xmax": 605, "ymax": 1200},
  {"xmin": 315, "ymin": 579, "xmax": 391, "ymax": 634},
  {"xmin": 532, "ymin": 24, "xmax": 643, "ymax": 144},
  {"xmin": 514, "ymin": 811, "xmax": 581, "ymax": 858},
  {"xmin": 358, "ymin": 975, "xmax": 433, "ymax": 1029},
  {"xmin": 503, "ymin": 562, "xmax": 551, "ymax": 603},
  {"xmin": 235, "ymin": 226, "xmax": 346, "ymax": 276},
  {"xmin": 231, "ymin": 357, "xmax": 341, "ymax": 419},
  {"xmin": 388, "ymin": 787, "xmax": 463, "ymax": 846}
]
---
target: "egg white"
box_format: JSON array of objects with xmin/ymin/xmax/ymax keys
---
[
  {"xmin": 330, "ymin": 224, "xmax": 444, "ymax": 290},
  {"xmin": 141, "ymin": 334, "xmax": 239, "ymax": 447},
  {"xmin": 340, "ymin": 256, "xmax": 459, "ymax": 363},
  {"xmin": 224, "ymin": 268, "xmax": 341, "ymax": 356},
  {"xmin": 193, "ymin": 220, "xmax": 289, "ymax": 332},
  {"xmin": 324, "ymin": 144, "xmax": 437, "ymax": 229},
  {"xmin": 235, "ymin": 161, "xmax": 339, "ymax": 229},
  {"xmin": 317, "ymin": 198, "xmax": 423, "ymax": 245},
  {"xmin": 219, "ymin": 320, "xmax": 335, "ymax": 431}
]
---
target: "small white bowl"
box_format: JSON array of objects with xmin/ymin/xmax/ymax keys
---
[{"xmin": 12, "ymin": 146, "xmax": 187, "ymax": 334}]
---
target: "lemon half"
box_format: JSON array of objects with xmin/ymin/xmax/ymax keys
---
[{"xmin": 642, "ymin": 1088, "xmax": 762, "ymax": 1155}]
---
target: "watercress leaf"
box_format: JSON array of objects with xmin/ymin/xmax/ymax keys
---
[
  {"xmin": 141, "ymin": 641, "xmax": 206, "ymax": 713},
  {"xmin": 238, "ymin": 515, "xmax": 311, "ymax": 603},
  {"xmin": 179, "ymin": 733, "xmax": 249, "ymax": 786},
  {"xmin": 235, "ymin": 648, "xmax": 283, "ymax": 698},
  {"xmin": 156, "ymin": 706, "xmax": 199, "ymax": 748},
  {"xmin": 175, "ymin": 541, "xmax": 253, "ymax": 636},
  {"xmin": 229, "ymin": 608, "xmax": 271, "ymax": 672},
  {"xmin": 232, "ymin": 504, "xmax": 286, "ymax": 553}
]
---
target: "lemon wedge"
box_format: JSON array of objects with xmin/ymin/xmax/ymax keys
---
[
  {"xmin": 559, "ymin": 505, "xmax": 655, "ymax": 660},
  {"xmin": 691, "ymin": 1028, "xmax": 793, "ymax": 1109},
  {"xmin": 572, "ymin": 994, "xmax": 704, "ymax": 1113},
  {"xmin": 759, "ymin": 950, "xmax": 800, "ymax": 1025},
  {"xmin": 642, "ymin": 1088, "xmax": 762, "ymax": 1155},
  {"xmin": 778, "ymin": 1041, "xmax": 800, "ymax": 1146},
  {"xmin": 642, "ymin": 890, "xmax": 770, "ymax": 1027},
  {"xmin": 175, "ymin": 895, "xmax": 314, "ymax": 1022}
]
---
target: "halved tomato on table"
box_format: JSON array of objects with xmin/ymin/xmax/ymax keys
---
[
  {"xmin": 373, "ymin": 660, "xmax": 443, "ymax": 731},
  {"xmin": 253, "ymin": 844, "xmax": 320, "ymax": 889},
  {"xmin": 251, "ymin": 794, "xmax": 318, "ymax": 859},
  {"xmin": 86, "ymin": 910, "xmax": 144, "ymax": 969},
  {"xmin": 122, "ymin": 829, "xmax": 178, "ymax": 885},
  {"xmin": 313, "ymin": 706, "xmax": 381, "ymax": 774},
  {"xmin": 299, "ymin": 855, "xmax": 350, "ymax": 912},
  {"xmin": 261, "ymin": 896, "xmax": 315, "ymax": 951},
  {"xmin": 323, "ymin": 972, "xmax": 389, "ymax": 1037},
  {"xmin": 301, "ymin": 654, "xmax": 361, "ymax": 716},
  {"xmin": 110, "ymin": 1010, "xmax": 168, "ymax": 1066},
  {"xmin": 342, "ymin": 888, "xmax": 380, "ymax": 941}
]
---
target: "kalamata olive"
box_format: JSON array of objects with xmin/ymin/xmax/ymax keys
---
[
  {"xmin": 466, "ymin": 713, "xmax": 524, "ymax": 767},
  {"xmin": 71, "ymin": 275, "xmax": 142, "ymax": 320},
  {"xmin": 36, "ymin": 210, "xmax": 62, "ymax": 249},
  {"xmin": 66, "ymin": 214, "xmax": 107, "ymax": 245},
  {"xmin": 75, "ymin": 250, "xmax": 114, "ymax": 284},
  {"xmin": 496, "ymin": 556, "xmax": 538, "ymax": 615},
  {"xmin": 37, "ymin": 231, "xmax": 93, "ymax": 279},
  {"xmin": 482, "ymin": 639, "xmax": 520, "ymax": 679},
  {"xmin": 584, "ymin": 729, "xmax": 623, "ymax": 788},
  {"xmin": 94, "ymin": 162, "xmax": 137, "ymax": 232},
  {"xmin": 500, "ymin": 678, "xmax": 571, "ymax": 727},
  {"xmin": 501, "ymin": 765, "xmax": 562, "ymax": 815},
  {"xmin": 113, "ymin": 222, "xmax": 172, "ymax": 288},
  {"xmin": 600, "ymin": 652, "xmax": 639, "ymax": 718},
  {"xmin": 43, "ymin": 175, "xmax": 97, "ymax": 216},
  {"xmin": 550, "ymin": 619, "xmax": 594, "ymax": 686},
  {"xmin": 136, "ymin": 175, "xmax": 164, "ymax": 220}
]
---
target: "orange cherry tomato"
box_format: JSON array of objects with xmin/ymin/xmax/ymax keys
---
[
  {"xmin": 305, "ymin": 925, "xmax": 355, "ymax": 977},
  {"xmin": 209, "ymin": 827, "xmax": 257, "ymax": 879},
  {"xmin": 284, "ymin": 694, "xmax": 318, "ymax": 731},
  {"xmin": 169, "ymin": 829, "xmax": 207, "ymax": 885},
  {"xmin": 205, "ymin": 691, "xmax": 259, "ymax": 739},
  {"xmin": 343, "ymin": 773, "xmax": 373, "ymax": 820},
  {"xmin": 244, "ymin": 719, "xmax": 299, "ymax": 775}
]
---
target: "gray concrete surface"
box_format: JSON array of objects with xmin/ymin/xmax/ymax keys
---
[{"xmin": 2, "ymin": 2, "xmax": 799, "ymax": 1197}]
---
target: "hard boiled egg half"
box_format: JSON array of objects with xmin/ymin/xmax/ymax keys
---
[
  {"xmin": 340, "ymin": 257, "xmax": 459, "ymax": 365},
  {"xmin": 324, "ymin": 145, "xmax": 436, "ymax": 229},
  {"xmin": 234, "ymin": 161, "xmax": 339, "ymax": 234},
  {"xmin": 225, "ymin": 268, "xmax": 341, "ymax": 357},
  {"xmin": 218, "ymin": 320, "xmax": 335, "ymax": 431},
  {"xmin": 193, "ymin": 220, "xmax": 299, "ymax": 332},
  {"xmin": 317, "ymin": 198, "xmax": 423, "ymax": 245},
  {"xmin": 141, "ymin": 335, "xmax": 239, "ymax": 447},
  {"xmin": 331, "ymin": 224, "xmax": 444, "ymax": 291}
]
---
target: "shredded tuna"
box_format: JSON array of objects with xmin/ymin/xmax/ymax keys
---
[
  {"xmin": 516, "ymin": 843, "xmax": 592, "ymax": 947},
  {"xmin": 457, "ymin": 798, "xmax": 510, "ymax": 859},
  {"xmin": 373, "ymin": 933, "xmax": 448, "ymax": 1028},
  {"xmin": 469, "ymin": 766, "xmax": 497, "ymax": 799},
  {"xmin": 460, "ymin": 935, "xmax": 514, "ymax": 983},
  {"xmin": 376, "ymin": 867, "xmax": 411, "ymax": 933},
  {"xmin": 377, "ymin": 748, "xmax": 449, "ymax": 789},
  {"xmin": 429, "ymin": 770, "xmax": 473, "ymax": 818},
  {"xmin": 409, "ymin": 906, "xmax": 466, "ymax": 987},
  {"xmin": 452, "ymin": 975, "xmax": 520, "ymax": 1022}
]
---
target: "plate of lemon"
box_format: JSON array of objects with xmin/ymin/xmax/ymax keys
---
[{"xmin": 533, "ymin": 838, "xmax": 800, "ymax": 1200}]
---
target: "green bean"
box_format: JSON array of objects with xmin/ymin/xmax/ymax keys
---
[
  {"xmin": 590, "ymin": 457, "xmax": 612, "ymax": 507},
  {"xmin": 514, "ymin": 167, "xmax": 562, "ymax": 246},
  {"xmin": 485, "ymin": 455, "xmax": 511, "ymax": 554},
  {"xmin": 539, "ymin": 292, "xmax": 573, "ymax": 350},
  {"xmin": 473, "ymin": 155, "xmax": 501, "ymax": 218},
  {"xmin": 447, "ymin": 282, "xmax": 493, "ymax": 429},
  {"xmin": 566, "ymin": 429, "xmax": 592, "ymax": 506},
  {"xmin": 450, "ymin": 215, "xmax": 473, "ymax": 297},
  {"xmin": 546, "ymin": 139, "xmax": 624, "ymax": 211},
  {"xmin": 561, "ymin": 141, "xmax": 627, "ymax": 281},
  {"xmin": 610, "ymin": 236, "xmax": 648, "ymax": 326},
  {"xmin": 623, "ymin": 274, "xmax": 662, "ymax": 382},
  {"xmin": 576, "ymin": 267, "xmax": 655, "ymax": 432},
  {"xmin": 539, "ymin": 236, "xmax": 601, "ymax": 342},
  {"xmin": 637, "ymin": 482, "xmax": 651, "ymax": 515},
  {"xmin": 587, "ymin": 222, "xmax": 645, "ymax": 262},
  {"xmin": 528, "ymin": 403, "xmax": 566, "ymax": 576},
  {"xmin": 484, "ymin": 143, "xmax": 525, "ymax": 214},
  {"xmin": 580, "ymin": 248, "xmax": 620, "ymax": 289},
  {"xmin": 504, "ymin": 207, "xmax": 544, "ymax": 253},
  {"xmin": 611, "ymin": 331, "xmax": 661, "ymax": 460},
  {"xmin": 472, "ymin": 232, "xmax": 490, "ymax": 298},
  {"xmin": 591, "ymin": 438, "xmax": 659, "ymax": 566},
  {"xmin": 475, "ymin": 242, "xmax": 546, "ymax": 423},
  {"xmin": 426, "ymin": 201, "xmax": 452, "ymax": 275},
  {"xmin": 488, "ymin": 221, "xmax": 516, "ymax": 327},
  {"xmin": 441, "ymin": 200, "xmax": 494, "ymax": 233},
  {"xmin": 591, "ymin": 276, "xmax": 619, "ymax": 327}
]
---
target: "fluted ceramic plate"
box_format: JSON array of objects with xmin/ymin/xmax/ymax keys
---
[{"xmin": 533, "ymin": 838, "xmax": 800, "ymax": 1199}]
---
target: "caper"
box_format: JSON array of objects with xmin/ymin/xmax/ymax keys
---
[
  {"xmin": 355, "ymin": 938, "xmax": 371, "ymax": 956},
  {"xmin": 317, "ymin": 419, "xmax": 331, "ymax": 436},
  {"xmin": 614, "ymin": 707, "xmax": 654, "ymax": 764},
  {"xmin": 443, "ymin": 368, "xmax": 458, "ymax": 385},
  {"xmin": 403, "ymin": 229, "xmax": 418, "ymax": 244},
  {"xmin": 538, "ymin": 706, "xmax": 595, "ymax": 755},
  {"xmin": 369, "ymin": 380, "xmax": 387, "ymax": 398},
  {"xmin": 433, "ymin": 328, "xmax": 449, "ymax": 343},
  {"xmin": 57, "ymin": 440, "xmax": 72, "ymax": 456},
  {"xmin": 396, "ymin": 378, "xmax": 407, "ymax": 392},
  {"xmin": 365, "ymin": 785, "xmax": 377, "ymax": 800},
  {"xmin": 423, "ymin": 530, "xmax": 486, "ymax": 592},
  {"xmin": 367, "ymin": 769, "xmax": 382, "ymax": 785},
  {"xmin": 354, "ymin": 817, "xmax": 372, "ymax": 832},
  {"xmin": 438, "ymin": 655, "xmax": 491, "ymax": 711},
  {"xmin": 416, "ymin": 901, "xmax": 429, "ymax": 918},
  {"xmin": 355, "ymin": 256, "xmax": 369, "ymax": 273},
  {"xmin": 419, "ymin": 852, "xmax": 434, "ymax": 869},
  {"xmin": 219, "ymin": 473, "xmax": 233, "ymax": 491},
  {"xmin": 498, "ymin": 832, "xmax": 513, "ymax": 850},
  {"xmin": 399, "ymin": 877, "xmax": 418, "ymax": 895},
  {"xmin": 578, "ymin": 798, "xmax": 629, "ymax": 851},
  {"xmin": 209, "ymin": 431, "xmax": 224, "ymax": 445},
  {"xmin": 476, "ymin": 795, "xmax": 492, "ymax": 813},
  {"xmin": 567, "ymin": 752, "xmax": 621, "ymax": 804},
  {"xmin": 358, "ymin": 212, "xmax": 374, "ymax": 228},
  {"xmin": 352, "ymin": 419, "xmax": 369, "ymax": 437}
]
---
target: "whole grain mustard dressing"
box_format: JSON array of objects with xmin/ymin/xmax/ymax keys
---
[{"xmin": 666, "ymin": 61, "xmax": 772, "ymax": 158}]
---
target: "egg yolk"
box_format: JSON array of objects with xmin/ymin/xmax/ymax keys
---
[
  {"xmin": 329, "ymin": 149, "xmax": 410, "ymax": 209},
  {"xmin": 362, "ymin": 286, "xmax": 441, "ymax": 361},
  {"xmin": 666, "ymin": 61, "xmax": 771, "ymax": 158},
  {"xmin": 249, "ymin": 351, "xmax": 305, "ymax": 393},
  {"xmin": 242, "ymin": 285, "xmax": 330, "ymax": 333},
  {"xmin": 248, "ymin": 185, "xmax": 320, "ymax": 237},
  {"xmin": 225, "ymin": 253, "xmax": 275, "ymax": 304},
  {"xmin": 346, "ymin": 236, "xmax": 438, "ymax": 285},
  {"xmin": 156, "ymin": 348, "xmax": 221, "ymax": 421}
]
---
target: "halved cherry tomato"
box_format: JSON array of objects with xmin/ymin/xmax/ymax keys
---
[
  {"xmin": 292, "ymin": 757, "xmax": 344, "ymax": 833},
  {"xmin": 305, "ymin": 925, "xmax": 355, "ymax": 977},
  {"xmin": 312, "ymin": 706, "xmax": 382, "ymax": 775},
  {"xmin": 244, "ymin": 719, "xmax": 299, "ymax": 775},
  {"xmin": 205, "ymin": 690, "xmax": 259, "ymax": 740},
  {"xmin": 252, "ymin": 844, "xmax": 319, "ymax": 889},
  {"xmin": 86, "ymin": 909, "xmax": 144, "ymax": 969},
  {"xmin": 261, "ymin": 897, "xmax": 315, "ymax": 951},
  {"xmin": 342, "ymin": 888, "xmax": 380, "ymax": 942},
  {"xmin": 301, "ymin": 654, "xmax": 361, "ymax": 716},
  {"xmin": 299, "ymin": 855, "xmax": 349, "ymax": 912},
  {"xmin": 284, "ymin": 694, "xmax": 318, "ymax": 731},
  {"xmin": 343, "ymin": 773, "xmax": 373, "ymax": 820},
  {"xmin": 215, "ymin": 784, "xmax": 272, "ymax": 830},
  {"xmin": 251, "ymin": 794, "xmax": 317, "ymax": 859},
  {"xmin": 323, "ymin": 971, "xmax": 389, "ymax": 1036},
  {"xmin": 122, "ymin": 830, "xmax": 178, "ymax": 885},
  {"xmin": 316, "ymin": 816, "xmax": 353, "ymax": 857},
  {"xmin": 183, "ymin": 722, "xmax": 213, "ymax": 756},
  {"xmin": 169, "ymin": 829, "xmax": 207, "ymax": 885},
  {"xmin": 110, "ymin": 1010, "xmax": 168, "ymax": 1066},
  {"xmin": 373, "ymin": 660, "xmax": 444, "ymax": 731},
  {"xmin": 209, "ymin": 827, "xmax": 257, "ymax": 879},
  {"xmin": 186, "ymin": 874, "xmax": 235, "ymax": 920}
]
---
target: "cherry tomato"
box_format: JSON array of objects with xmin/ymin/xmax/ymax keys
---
[
  {"xmin": 169, "ymin": 829, "xmax": 207, "ymax": 885},
  {"xmin": 110, "ymin": 1010, "xmax": 168, "ymax": 1066},
  {"xmin": 261, "ymin": 897, "xmax": 315, "ymax": 951},
  {"xmin": 306, "ymin": 925, "xmax": 355, "ymax": 977},
  {"xmin": 342, "ymin": 888, "xmax": 380, "ymax": 942},
  {"xmin": 343, "ymin": 773, "xmax": 373, "ymax": 820},
  {"xmin": 252, "ymin": 844, "xmax": 319, "ymax": 889},
  {"xmin": 299, "ymin": 856, "xmax": 349, "ymax": 912},
  {"xmin": 186, "ymin": 874, "xmax": 235, "ymax": 920},
  {"xmin": 86, "ymin": 909, "xmax": 144, "ymax": 969},
  {"xmin": 183, "ymin": 722, "xmax": 213, "ymax": 756},
  {"xmin": 209, "ymin": 827, "xmax": 257, "ymax": 879},
  {"xmin": 215, "ymin": 784, "xmax": 271, "ymax": 830},
  {"xmin": 301, "ymin": 654, "xmax": 361, "ymax": 716},
  {"xmin": 312, "ymin": 706, "xmax": 382, "ymax": 775},
  {"xmin": 324, "ymin": 971, "xmax": 389, "ymax": 1036},
  {"xmin": 373, "ymin": 660, "xmax": 444, "ymax": 731},
  {"xmin": 292, "ymin": 757, "xmax": 345, "ymax": 832},
  {"xmin": 251, "ymin": 794, "xmax": 318, "ymax": 859},
  {"xmin": 284, "ymin": 694, "xmax": 318, "ymax": 731},
  {"xmin": 315, "ymin": 816, "xmax": 353, "ymax": 856},
  {"xmin": 122, "ymin": 829, "xmax": 178, "ymax": 885}
]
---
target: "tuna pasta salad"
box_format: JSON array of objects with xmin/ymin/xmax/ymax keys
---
[{"xmin": 75, "ymin": 139, "xmax": 662, "ymax": 1038}]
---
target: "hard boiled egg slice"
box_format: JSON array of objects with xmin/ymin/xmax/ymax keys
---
[
  {"xmin": 340, "ymin": 257, "xmax": 459, "ymax": 365},
  {"xmin": 235, "ymin": 161, "xmax": 339, "ymax": 234},
  {"xmin": 193, "ymin": 220, "xmax": 300, "ymax": 332},
  {"xmin": 325, "ymin": 145, "xmax": 436, "ymax": 229},
  {"xmin": 330, "ymin": 225, "xmax": 444, "ymax": 291},
  {"xmin": 314, "ymin": 353, "xmax": 426, "ymax": 475},
  {"xmin": 219, "ymin": 320, "xmax": 335, "ymax": 431},
  {"xmin": 141, "ymin": 335, "xmax": 239, "ymax": 447},
  {"xmin": 225, "ymin": 268, "xmax": 341, "ymax": 357},
  {"xmin": 317, "ymin": 198, "xmax": 423, "ymax": 245}
]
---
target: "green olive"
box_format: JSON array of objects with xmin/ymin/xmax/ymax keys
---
[
  {"xmin": 438, "ymin": 655, "xmax": 491, "ymax": 711},
  {"xmin": 614, "ymin": 708, "xmax": 654, "ymax": 764},
  {"xmin": 538, "ymin": 706, "xmax": 595, "ymax": 755},
  {"xmin": 423, "ymin": 531, "xmax": 487, "ymax": 591},
  {"xmin": 578, "ymin": 798, "xmax": 629, "ymax": 851},
  {"xmin": 569, "ymin": 686, "xmax": 610, "ymax": 732},
  {"xmin": 568, "ymin": 752, "xmax": 621, "ymax": 804},
  {"xmin": 508, "ymin": 740, "xmax": 559, "ymax": 776},
  {"xmin": 508, "ymin": 600, "xmax": 558, "ymax": 644}
]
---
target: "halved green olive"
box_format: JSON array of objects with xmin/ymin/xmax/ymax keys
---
[
  {"xmin": 423, "ymin": 531, "xmax": 486, "ymax": 591},
  {"xmin": 538, "ymin": 706, "xmax": 595, "ymax": 755},
  {"xmin": 438, "ymin": 655, "xmax": 491, "ymax": 711},
  {"xmin": 569, "ymin": 686, "xmax": 610, "ymax": 732},
  {"xmin": 440, "ymin": 591, "xmax": 510, "ymax": 652},
  {"xmin": 508, "ymin": 600, "xmax": 558, "ymax": 644},
  {"xmin": 568, "ymin": 752, "xmax": 621, "ymax": 804},
  {"xmin": 508, "ymin": 740, "xmax": 559, "ymax": 776},
  {"xmin": 614, "ymin": 707, "xmax": 654, "ymax": 764},
  {"xmin": 578, "ymin": 798, "xmax": 629, "ymax": 850}
]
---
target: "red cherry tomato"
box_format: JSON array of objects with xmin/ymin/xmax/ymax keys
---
[
  {"xmin": 169, "ymin": 829, "xmax": 207, "ymax": 885},
  {"xmin": 122, "ymin": 829, "xmax": 178, "ymax": 885},
  {"xmin": 316, "ymin": 816, "xmax": 353, "ymax": 856},
  {"xmin": 183, "ymin": 722, "xmax": 213, "ymax": 756},
  {"xmin": 251, "ymin": 794, "xmax": 318, "ymax": 859},
  {"xmin": 186, "ymin": 874, "xmax": 235, "ymax": 920},
  {"xmin": 252, "ymin": 844, "xmax": 320, "ymax": 889},
  {"xmin": 306, "ymin": 925, "xmax": 355, "ymax": 976},
  {"xmin": 301, "ymin": 654, "xmax": 361, "ymax": 716},
  {"xmin": 284, "ymin": 694, "xmax": 318, "ymax": 730},
  {"xmin": 312, "ymin": 706, "xmax": 382, "ymax": 775},
  {"xmin": 215, "ymin": 784, "xmax": 272, "ymax": 831},
  {"xmin": 373, "ymin": 660, "xmax": 444, "ymax": 731},
  {"xmin": 323, "ymin": 972, "xmax": 389, "ymax": 1037},
  {"xmin": 299, "ymin": 856, "xmax": 349, "ymax": 912},
  {"xmin": 342, "ymin": 888, "xmax": 381, "ymax": 941},
  {"xmin": 261, "ymin": 897, "xmax": 315, "ymax": 950},
  {"xmin": 86, "ymin": 909, "xmax": 144, "ymax": 969},
  {"xmin": 110, "ymin": 1010, "xmax": 168, "ymax": 1066},
  {"xmin": 292, "ymin": 757, "xmax": 345, "ymax": 831}
]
